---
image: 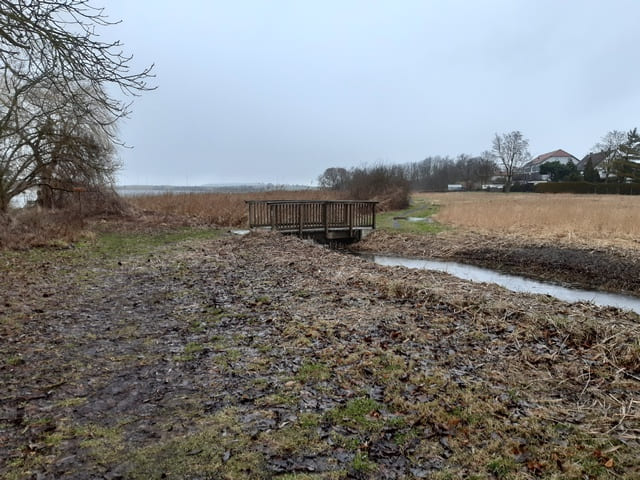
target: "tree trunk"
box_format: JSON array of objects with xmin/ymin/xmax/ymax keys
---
[
  {"xmin": 503, "ymin": 174, "xmax": 513, "ymax": 193},
  {"xmin": 0, "ymin": 185, "xmax": 9, "ymax": 212}
]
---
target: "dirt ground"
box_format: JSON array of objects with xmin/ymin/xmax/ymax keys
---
[
  {"xmin": 355, "ymin": 230, "xmax": 640, "ymax": 295},
  {"xmin": 1, "ymin": 229, "xmax": 639, "ymax": 479}
]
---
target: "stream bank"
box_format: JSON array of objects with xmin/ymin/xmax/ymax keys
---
[{"xmin": 354, "ymin": 230, "xmax": 640, "ymax": 296}]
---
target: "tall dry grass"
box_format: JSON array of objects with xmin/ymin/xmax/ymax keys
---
[
  {"xmin": 126, "ymin": 190, "xmax": 348, "ymax": 227},
  {"xmin": 1, "ymin": 190, "xmax": 127, "ymax": 249},
  {"xmin": 417, "ymin": 192, "xmax": 640, "ymax": 247}
]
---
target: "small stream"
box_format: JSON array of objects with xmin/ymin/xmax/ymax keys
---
[{"xmin": 365, "ymin": 254, "xmax": 640, "ymax": 315}]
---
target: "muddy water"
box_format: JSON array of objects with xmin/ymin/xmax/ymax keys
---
[{"xmin": 366, "ymin": 255, "xmax": 640, "ymax": 315}]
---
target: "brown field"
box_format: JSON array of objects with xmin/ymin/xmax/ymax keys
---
[
  {"xmin": 418, "ymin": 192, "xmax": 640, "ymax": 249},
  {"xmin": 126, "ymin": 189, "xmax": 347, "ymax": 227},
  {"xmin": 2, "ymin": 231, "xmax": 639, "ymax": 479}
]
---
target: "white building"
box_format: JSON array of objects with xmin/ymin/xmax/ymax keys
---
[{"xmin": 521, "ymin": 149, "xmax": 579, "ymax": 178}]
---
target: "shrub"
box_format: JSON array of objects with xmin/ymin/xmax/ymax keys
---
[
  {"xmin": 509, "ymin": 182, "xmax": 536, "ymax": 193},
  {"xmin": 346, "ymin": 165, "xmax": 410, "ymax": 210},
  {"xmin": 535, "ymin": 182, "xmax": 640, "ymax": 194}
]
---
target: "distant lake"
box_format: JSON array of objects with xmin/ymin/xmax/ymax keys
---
[
  {"xmin": 116, "ymin": 185, "xmax": 317, "ymax": 196},
  {"xmin": 116, "ymin": 187, "xmax": 204, "ymax": 197}
]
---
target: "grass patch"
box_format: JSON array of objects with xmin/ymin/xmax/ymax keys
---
[
  {"xmin": 486, "ymin": 456, "xmax": 517, "ymax": 478},
  {"xmin": 54, "ymin": 396, "xmax": 87, "ymax": 408},
  {"xmin": 376, "ymin": 198, "xmax": 444, "ymax": 234},
  {"xmin": 174, "ymin": 342, "xmax": 205, "ymax": 362},
  {"xmin": 351, "ymin": 451, "xmax": 377, "ymax": 473},
  {"xmin": 78, "ymin": 423, "xmax": 127, "ymax": 466},
  {"xmin": 274, "ymin": 473, "xmax": 347, "ymax": 480},
  {"xmin": 129, "ymin": 409, "xmax": 267, "ymax": 479},
  {"xmin": 6, "ymin": 355, "xmax": 24, "ymax": 366},
  {"xmin": 260, "ymin": 413, "xmax": 324, "ymax": 455},
  {"xmin": 296, "ymin": 361, "xmax": 331, "ymax": 383},
  {"xmin": 328, "ymin": 397, "xmax": 384, "ymax": 432},
  {"xmin": 90, "ymin": 228, "xmax": 222, "ymax": 259}
]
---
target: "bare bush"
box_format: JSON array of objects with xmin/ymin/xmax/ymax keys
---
[
  {"xmin": 347, "ymin": 165, "xmax": 410, "ymax": 210},
  {"xmin": 0, "ymin": 208, "xmax": 88, "ymax": 249}
]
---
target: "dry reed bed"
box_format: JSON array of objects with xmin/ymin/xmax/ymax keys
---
[
  {"xmin": 126, "ymin": 190, "xmax": 347, "ymax": 227},
  {"xmin": 420, "ymin": 192, "xmax": 640, "ymax": 250}
]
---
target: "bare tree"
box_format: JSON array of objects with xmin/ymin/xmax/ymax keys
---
[
  {"xmin": 477, "ymin": 151, "xmax": 498, "ymax": 187},
  {"xmin": 592, "ymin": 130, "xmax": 626, "ymax": 182},
  {"xmin": 318, "ymin": 167, "xmax": 350, "ymax": 190},
  {"xmin": 0, "ymin": 81, "xmax": 119, "ymax": 210},
  {"xmin": 0, "ymin": 1, "xmax": 153, "ymax": 120},
  {"xmin": 0, "ymin": 0, "xmax": 154, "ymax": 211},
  {"xmin": 454, "ymin": 154, "xmax": 475, "ymax": 190},
  {"xmin": 491, "ymin": 131, "xmax": 530, "ymax": 192}
]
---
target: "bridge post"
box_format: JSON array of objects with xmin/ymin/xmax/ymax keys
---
[
  {"xmin": 323, "ymin": 202, "xmax": 328, "ymax": 237},
  {"xmin": 298, "ymin": 204, "xmax": 303, "ymax": 237},
  {"xmin": 270, "ymin": 204, "xmax": 276, "ymax": 230}
]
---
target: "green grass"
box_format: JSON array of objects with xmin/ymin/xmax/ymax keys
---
[
  {"xmin": 351, "ymin": 451, "xmax": 377, "ymax": 473},
  {"xmin": 128, "ymin": 409, "xmax": 267, "ymax": 479},
  {"xmin": 328, "ymin": 397, "xmax": 384, "ymax": 431},
  {"xmin": 296, "ymin": 361, "xmax": 331, "ymax": 383},
  {"xmin": 1, "ymin": 228, "xmax": 223, "ymax": 271},
  {"xmin": 376, "ymin": 198, "xmax": 444, "ymax": 234},
  {"xmin": 486, "ymin": 456, "xmax": 517, "ymax": 478},
  {"xmin": 89, "ymin": 228, "xmax": 222, "ymax": 259}
]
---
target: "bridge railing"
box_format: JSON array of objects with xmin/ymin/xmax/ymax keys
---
[{"xmin": 246, "ymin": 200, "xmax": 377, "ymax": 236}]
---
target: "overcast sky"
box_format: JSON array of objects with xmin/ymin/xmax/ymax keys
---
[{"xmin": 107, "ymin": 0, "xmax": 640, "ymax": 186}]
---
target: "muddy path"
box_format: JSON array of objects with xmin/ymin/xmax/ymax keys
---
[
  {"xmin": 355, "ymin": 230, "xmax": 640, "ymax": 295},
  {"xmin": 1, "ymin": 231, "xmax": 639, "ymax": 479}
]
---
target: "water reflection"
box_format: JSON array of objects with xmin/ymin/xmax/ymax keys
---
[{"xmin": 367, "ymin": 255, "xmax": 640, "ymax": 315}]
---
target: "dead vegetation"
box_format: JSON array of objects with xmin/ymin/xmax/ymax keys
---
[
  {"xmin": 126, "ymin": 189, "xmax": 349, "ymax": 227},
  {"xmin": 1, "ymin": 230, "xmax": 638, "ymax": 479},
  {"xmin": 420, "ymin": 192, "xmax": 640, "ymax": 250},
  {"xmin": 0, "ymin": 189, "xmax": 128, "ymax": 249}
]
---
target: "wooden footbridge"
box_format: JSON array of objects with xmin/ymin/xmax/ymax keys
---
[{"xmin": 246, "ymin": 200, "xmax": 377, "ymax": 243}]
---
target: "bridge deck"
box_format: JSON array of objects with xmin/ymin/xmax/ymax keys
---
[{"xmin": 246, "ymin": 200, "xmax": 377, "ymax": 240}]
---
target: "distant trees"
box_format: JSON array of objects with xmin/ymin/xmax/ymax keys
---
[
  {"xmin": 539, "ymin": 160, "xmax": 580, "ymax": 182},
  {"xmin": 592, "ymin": 130, "xmax": 627, "ymax": 182},
  {"xmin": 319, "ymin": 164, "xmax": 410, "ymax": 209},
  {"xmin": 318, "ymin": 167, "xmax": 350, "ymax": 190},
  {"xmin": 317, "ymin": 154, "xmax": 500, "ymax": 203},
  {"xmin": 582, "ymin": 157, "xmax": 600, "ymax": 182},
  {"xmin": 317, "ymin": 126, "xmax": 640, "ymax": 199},
  {"xmin": 613, "ymin": 128, "xmax": 640, "ymax": 182},
  {"xmin": 491, "ymin": 131, "xmax": 530, "ymax": 192},
  {"xmin": 348, "ymin": 165, "xmax": 410, "ymax": 209},
  {"xmin": 476, "ymin": 151, "xmax": 499, "ymax": 187},
  {"xmin": 589, "ymin": 128, "xmax": 640, "ymax": 183},
  {"xmin": 0, "ymin": 0, "xmax": 154, "ymax": 212}
]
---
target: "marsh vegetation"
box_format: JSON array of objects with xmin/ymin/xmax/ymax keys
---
[{"xmin": 1, "ymin": 191, "xmax": 639, "ymax": 479}]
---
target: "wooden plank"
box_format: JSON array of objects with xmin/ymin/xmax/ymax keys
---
[{"xmin": 246, "ymin": 200, "xmax": 377, "ymax": 237}]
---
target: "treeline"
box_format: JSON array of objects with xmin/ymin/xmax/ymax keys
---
[{"xmin": 318, "ymin": 155, "xmax": 499, "ymax": 204}]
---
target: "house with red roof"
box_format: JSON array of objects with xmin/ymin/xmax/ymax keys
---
[{"xmin": 521, "ymin": 149, "xmax": 579, "ymax": 179}]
